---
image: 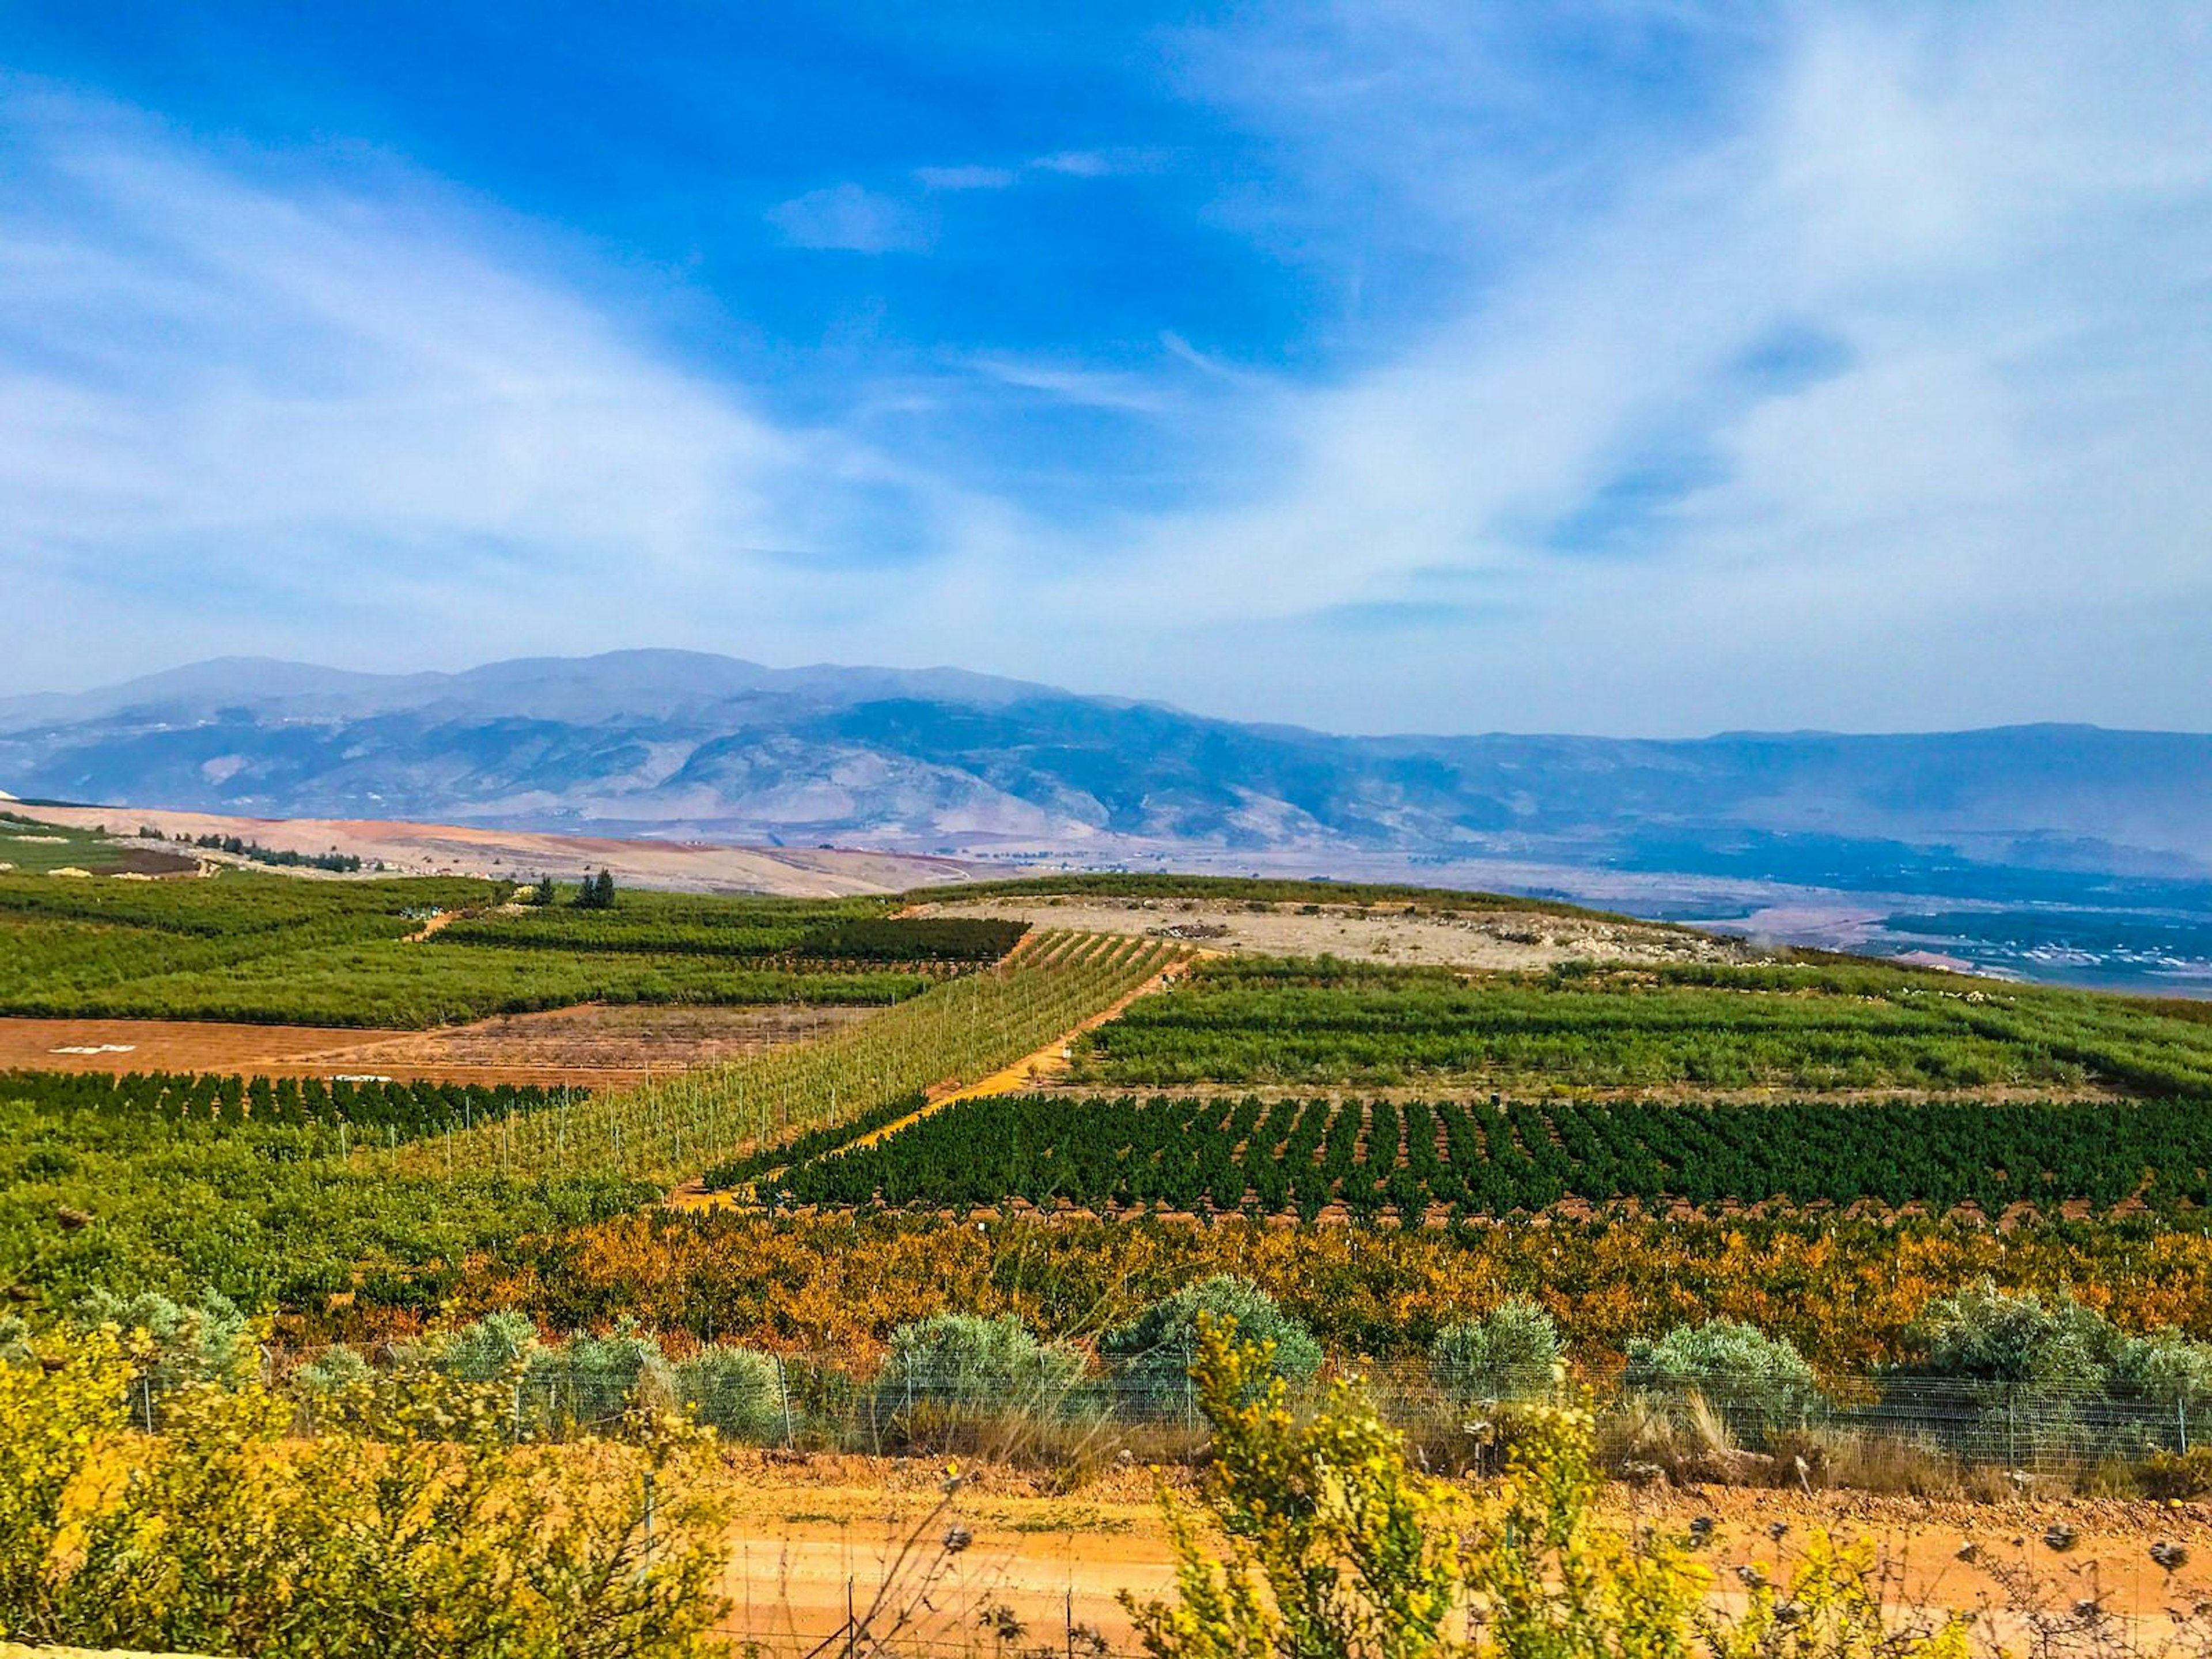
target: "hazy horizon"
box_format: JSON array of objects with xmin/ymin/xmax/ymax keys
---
[{"xmin": 14, "ymin": 646, "xmax": 2212, "ymax": 745}]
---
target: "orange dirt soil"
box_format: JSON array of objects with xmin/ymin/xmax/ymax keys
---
[
  {"xmin": 2, "ymin": 1461, "xmax": 2198, "ymax": 1656},
  {"xmin": 0, "ymin": 1003, "xmax": 875, "ymax": 1089},
  {"xmin": 704, "ymin": 1455, "xmax": 2212, "ymax": 1654}
]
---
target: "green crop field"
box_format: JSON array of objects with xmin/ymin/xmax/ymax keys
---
[
  {"xmin": 771, "ymin": 1089, "xmax": 2212, "ymax": 1218},
  {"xmin": 0, "ymin": 931, "xmax": 1177, "ymax": 1306},
  {"xmin": 8, "ymin": 869, "xmax": 2212, "ymax": 1391},
  {"xmin": 0, "ymin": 865, "xmax": 1027, "ymax": 1027},
  {"xmin": 0, "ymin": 1066, "xmax": 645, "ymax": 1306},
  {"xmin": 1073, "ymin": 956, "xmax": 2212, "ymax": 1093},
  {"xmin": 0, "ymin": 812, "xmax": 196, "ymax": 876}
]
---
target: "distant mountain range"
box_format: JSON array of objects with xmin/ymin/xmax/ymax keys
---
[{"xmin": 5, "ymin": 651, "xmax": 2211, "ymax": 907}]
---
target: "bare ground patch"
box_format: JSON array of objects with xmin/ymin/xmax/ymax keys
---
[
  {"xmin": 0, "ymin": 1003, "xmax": 876, "ymax": 1088},
  {"xmin": 704, "ymin": 1454, "xmax": 2212, "ymax": 1654},
  {"xmin": 13, "ymin": 803, "xmax": 978, "ymax": 897},
  {"xmin": 902, "ymin": 894, "xmax": 1759, "ymax": 971}
]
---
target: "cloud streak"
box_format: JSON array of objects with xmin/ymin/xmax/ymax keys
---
[
  {"xmin": 0, "ymin": 89, "xmax": 964, "ymax": 684},
  {"xmin": 1001, "ymin": 5, "xmax": 2212, "ymax": 734},
  {"xmin": 2, "ymin": 9, "xmax": 2210, "ymax": 740}
]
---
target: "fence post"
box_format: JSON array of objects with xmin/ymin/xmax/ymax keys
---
[
  {"xmin": 2182, "ymin": 1397, "xmax": 2191, "ymax": 1455},
  {"xmin": 775, "ymin": 1354, "xmax": 796, "ymax": 1449}
]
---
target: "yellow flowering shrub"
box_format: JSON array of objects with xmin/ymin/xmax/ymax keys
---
[
  {"xmin": 1132, "ymin": 1319, "xmax": 1975, "ymax": 1659},
  {"xmin": 0, "ymin": 1325, "xmax": 135, "ymax": 1634},
  {"xmin": 1128, "ymin": 1316, "xmax": 1463, "ymax": 1658},
  {"xmin": 0, "ymin": 1328, "xmax": 733, "ymax": 1658}
]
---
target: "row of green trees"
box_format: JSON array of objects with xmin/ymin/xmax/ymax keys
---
[
  {"xmin": 406, "ymin": 931, "xmax": 1181, "ymax": 1183},
  {"xmin": 453, "ymin": 903, "xmax": 1024, "ymax": 963},
  {"xmin": 175, "ymin": 831, "xmax": 364, "ymax": 872},
  {"xmin": 777, "ymin": 1089, "xmax": 2212, "ymax": 1217},
  {"xmin": 3, "ymin": 1069, "xmax": 581, "ymax": 1132},
  {"xmin": 525, "ymin": 869, "xmax": 616, "ymax": 908}
]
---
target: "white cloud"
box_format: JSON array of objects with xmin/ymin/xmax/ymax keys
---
[
  {"xmin": 0, "ymin": 94, "xmax": 961, "ymax": 688},
  {"xmin": 6, "ymin": 9, "xmax": 2212, "ymax": 741},
  {"xmin": 980, "ymin": 5, "xmax": 2212, "ymax": 735},
  {"xmin": 914, "ymin": 164, "xmax": 1017, "ymax": 191},
  {"xmin": 766, "ymin": 182, "xmax": 930, "ymax": 252},
  {"xmin": 1031, "ymin": 150, "xmax": 1113, "ymax": 177},
  {"xmin": 960, "ymin": 354, "xmax": 1172, "ymax": 414}
]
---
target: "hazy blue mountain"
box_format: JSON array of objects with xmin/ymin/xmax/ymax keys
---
[{"xmin": 4, "ymin": 653, "xmax": 2210, "ymax": 910}]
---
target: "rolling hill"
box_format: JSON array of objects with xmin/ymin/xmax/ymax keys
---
[{"xmin": 4, "ymin": 653, "xmax": 2210, "ymax": 913}]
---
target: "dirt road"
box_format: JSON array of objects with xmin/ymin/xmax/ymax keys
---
[
  {"xmin": 668, "ymin": 947, "xmax": 1197, "ymax": 1209},
  {"xmin": 707, "ymin": 1457, "xmax": 2212, "ymax": 1654}
]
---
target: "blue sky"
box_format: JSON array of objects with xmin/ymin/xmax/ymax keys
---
[{"xmin": 3, "ymin": 4, "xmax": 2209, "ymax": 735}]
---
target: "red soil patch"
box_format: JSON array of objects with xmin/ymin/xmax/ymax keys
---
[{"xmin": 0, "ymin": 1003, "xmax": 873, "ymax": 1089}]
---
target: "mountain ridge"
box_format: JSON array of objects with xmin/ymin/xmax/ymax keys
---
[{"xmin": 5, "ymin": 653, "xmax": 2211, "ymax": 894}]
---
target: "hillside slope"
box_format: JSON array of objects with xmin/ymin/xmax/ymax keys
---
[{"xmin": 5, "ymin": 653, "xmax": 2210, "ymax": 894}]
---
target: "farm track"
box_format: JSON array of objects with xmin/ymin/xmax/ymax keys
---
[
  {"xmin": 847, "ymin": 951, "xmax": 1208, "ymax": 1145},
  {"xmin": 667, "ymin": 948, "xmax": 1206, "ymax": 1209},
  {"xmin": 1, "ymin": 1465, "xmax": 2206, "ymax": 1657},
  {"xmin": 702, "ymin": 1459, "xmax": 2212, "ymax": 1656}
]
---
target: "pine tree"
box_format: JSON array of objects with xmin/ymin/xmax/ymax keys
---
[{"xmin": 592, "ymin": 869, "xmax": 616, "ymax": 909}]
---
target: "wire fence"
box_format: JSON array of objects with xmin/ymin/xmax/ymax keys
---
[
  {"xmin": 102, "ymin": 1355, "xmax": 2212, "ymax": 1658},
  {"xmin": 185, "ymin": 1355, "xmax": 2212, "ymax": 1479}
]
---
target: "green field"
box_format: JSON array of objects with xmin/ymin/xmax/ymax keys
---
[
  {"xmin": 9, "ymin": 869, "xmax": 2212, "ymax": 1380},
  {"xmin": 775, "ymin": 1089, "xmax": 2212, "ymax": 1218},
  {"xmin": 0, "ymin": 865, "xmax": 1022, "ymax": 1027},
  {"xmin": 1073, "ymin": 955, "xmax": 2212, "ymax": 1093},
  {"xmin": 0, "ymin": 931, "xmax": 1176, "ymax": 1308},
  {"xmin": 0, "ymin": 812, "xmax": 196, "ymax": 876},
  {"xmin": 0, "ymin": 1066, "xmax": 646, "ymax": 1306}
]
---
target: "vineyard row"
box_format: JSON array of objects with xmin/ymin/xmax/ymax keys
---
[
  {"xmin": 772, "ymin": 1091, "xmax": 2212, "ymax": 1217},
  {"xmin": 397, "ymin": 931, "xmax": 1187, "ymax": 1184}
]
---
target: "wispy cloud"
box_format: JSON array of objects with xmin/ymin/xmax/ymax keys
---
[
  {"xmin": 766, "ymin": 181, "xmax": 930, "ymax": 252},
  {"xmin": 960, "ymin": 354, "xmax": 1172, "ymax": 414},
  {"xmin": 4, "ymin": 8, "xmax": 2210, "ymax": 739},
  {"xmin": 910, "ymin": 147, "xmax": 1149, "ymax": 195},
  {"xmin": 912, "ymin": 164, "xmax": 1016, "ymax": 192},
  {"xmin": 1005, "ymin": 5, "xmax": 2212, "ymax": 734},
  {"xmin": 0, "ymin": 89, "xmax": 963, "ymax": 685}
]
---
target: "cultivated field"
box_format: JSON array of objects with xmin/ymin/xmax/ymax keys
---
[
  {"xmin": 0, "ymin": 1003, "xmax": 880, "ymax": 1087},
  {"xmin": 13, "ymin": 865, "xmax": 2212, "ymax": 1654}
]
